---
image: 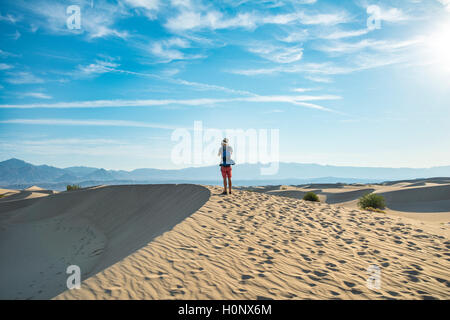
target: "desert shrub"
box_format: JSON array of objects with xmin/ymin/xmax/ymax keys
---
[
  {"xmin": 0, "ymin": 194, "xmax": 4, "ymax": 198},
  {"xmin": 66, "ymin": 184, "xmax": 81, "ymax": 191},
  {"xmin": 303, "ymin": 191, "xmax": 320, "ymax": 202},
  {"xmin": 358, "ymin": 193, "xmax": 386, "ymax": 210}
]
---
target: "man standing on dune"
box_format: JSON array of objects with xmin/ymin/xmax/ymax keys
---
[{"xmin": 218, "ymin": 138, "xmax": 234, "ymax": 195}]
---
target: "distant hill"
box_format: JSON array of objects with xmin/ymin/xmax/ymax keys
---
[
  {"xmin": 1, "ymin": 158, "xmax": 450, "ymax": 189},
  {"xmin": 54, "ymin": 172, "xmax": 78, "ymax": 182},
  {"xmin": 0, "ymin": 158, "xmax": 66, "ymax": 185},
  {"xmin": 63, "ymin": 166, "xmax": 98, "ymax": 177},
  {"xmin": 82, "ymin": 168, "xmax": 117, "ymax": 181}
]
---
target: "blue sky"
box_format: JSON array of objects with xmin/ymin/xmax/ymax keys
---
[{"xmin": 0, "ymin": 0, "xmax": 449, "ymax": 170}]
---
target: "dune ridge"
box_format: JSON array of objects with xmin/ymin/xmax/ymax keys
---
[{"xmin": 0, "ymin": 184, "xmax": 210, "ymax": 299}]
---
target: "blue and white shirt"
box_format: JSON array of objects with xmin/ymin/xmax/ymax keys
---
[{"xmin": 218, "ymin": 145, "xmax": 234, "ymax": 166}]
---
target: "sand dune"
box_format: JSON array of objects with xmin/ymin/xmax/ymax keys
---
[
  {"xmin": 0, "ymin": 184, "xmax": 210, "ymax": 299},
  {"xmin": 243, "ymin": 180, "xmax": 450, "ymax": 223},
  {"xmin": 0, "ymin": 188, "xmax": 20, "ymax": 199},
  {"xmin": 0, "ymin": 187, "xmax": 57, "ymax": 220},
  {"xmin": 0, "ymin": 198, "xmax": 43, "ymax": 221},
  {"xmin": 1, "ymin": 182, "xmax": 448, "ymax": 300},
  {"xmin": 0, "ymin": 186, "xmax": 55, "ymax": 203},
  {"xmin": 323, "ymin": 188, "xmax": 376, "ymax": 204},
  {"xmin": 51, "ymin": 185, "xmax": 449, "ymax": 300},
  {"xmin": 382, "ymin": 177, "xmax": 450, "ymax": 187},
  {"xmin": 24, "ymin": 186, "xmax": 47, "ymax": 192},
  {"xmin": 0, "ymin": 191, "xmax": 50, "ymax": 202},
  {"xmin": 377, "ymin": 185, "xmax": 450, "ymax": 206},
  {"xmin": 267, "ymin": 189, "xmax": 322, "ymax": 200}
]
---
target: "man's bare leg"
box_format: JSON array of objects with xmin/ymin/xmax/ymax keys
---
[
  {"xmin": 228, "ymin": 178, "xmax": 232, "ymax": 194},
  {"xmin": 223, "ymin": 177, "xmax": 227, "ymax": 194}
]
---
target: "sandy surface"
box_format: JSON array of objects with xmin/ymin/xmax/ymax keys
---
[
  {"xmin": 1, "ymin": 182, "xmax": 449, "ymax": 300},
  {"xmin": 0, "ymin": 188, "xmax": 20, "ymax": 198},
  {"xmin": 0, "ymin": 186, "xmax": 59, "ymax": 222},
  {"xmin": 0, "ymin": 185, "xmax": 56, "ymax": 203},
  {"xmin": 240, "ymin": 179, "xmax": 450, "ymax": 224}
]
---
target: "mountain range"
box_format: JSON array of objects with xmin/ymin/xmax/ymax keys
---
[{"xmin": 1, "ymin": 158, "xmax": 450, "ymax": 190}]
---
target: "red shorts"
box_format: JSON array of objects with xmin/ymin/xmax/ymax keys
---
[{"xmin": 221, "ymin": 166, "xmax": 232, "ymax": 179}]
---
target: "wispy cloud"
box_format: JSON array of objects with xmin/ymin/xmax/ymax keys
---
[
  {"xmin": 149, "ymin": 37, "xmax": 204, "ymax": 62},
  {"xmin": 165, "ymin": 10, "xmax": 257, "ymax": 31},
  {"xmin": 292, "ymin": 87, "xmax": 316, "ymax": 93},
  {"xmin": 20, "ymin": 138, "xmax": 129, "ymax": 145},
  {"xmin": 247, "ymin": 43, "xmax": 303, "ymax": 63},
  {"xmin": 75, "ymin": 58, "xmax": 160, "ymax": 79},
  {"xmin": 223, "ymin": 0, "xmax": 317, "ymax": 7},
  {"xmin": 30, "ymin": 23, "xmax": 39, "ymax": 33},
  {"xmin": 10, "ymin": 30, "xmax": 21, "ymax": 40},
  {"xmin": 305, "ymin": 75, "xmax": 333, "ymax": 83},
  {"xmin": 319, "ymin": 28, "xmax": 369, "ymax": 40},
  {"xmin": 73, "ymin": 59, "xmax": 255, "ymax": 95},
  {"xmin": 0, "ymin": 12, "xmax": 20, "ymax": 24},
  {"xmin": 279, "ymin": 29, "xmax": 309, "ymax": 43},
  {"xmin": 78, "ymin": 59, "xmax": 120, "ymax": 76},
  {"xmin": 232, "ymin": 57, "xmax": 408, "ymax": 76},
  {"xmin": 5, "ymin": 71, "xmax": 44, "ymax": 84},
  {"xmin": 23, "ymin": 92, "xmax": 52, "ymax": 99},
  {"xmin": 366, "ymin": 5, "xmax": 412, "ymax": 23},
  {"xmin": 165, "ymin": 6, "xmax": 350, "ymax": 32},
  {"xmin": 317, "ymin": 37, "xmax": 424, "ymax": 54},
  {"xmin": 0, "ymin": 49, "xmax": 20, "ymax": 58},
  {"xmin": 170, "ymin": 78, "xmax": 256, "ymax": 95},
  {"xmin": 125, "ymin": 0, "xmax": 160, "ymax": 13},
  {"xmin": 297, "ymin": 11, "xmax": 350, "ymax": 25},
  {"xmin": 0, "ymin": 118, "xmax": 177, "ymax": 130},
  {"xmin": 0, "ymin": 94, "xmax": 342, "ymax": 112},
  {"xmin": 231, "ymin": 34, "xmax": 424, "ymax": 78},
  {"xmin": 0, "ymin": 137, "xmax": 167, "ymax": 158},
  {"xmin": 230, "ymin": 62, "xmax": 350, "ymax": 76},
  {"xmin": 279, "ymin": 26, "xmax": 368, "ymax": 44},
  {"xmin": 0, "ymin": 63, "xmax": 13, "ymax": 70}
]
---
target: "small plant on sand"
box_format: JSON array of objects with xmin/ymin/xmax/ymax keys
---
[
  {"xmin": 66, "ymin": 184, "xmax": 81, "ymax": 191},
  {"xmin": 358, "ymin": 193, "xmax": 386, "ymax": 211},
  {"xmin": 0, "ymin": 194, "xmax": 4, "ymax": 198},
  {"xmin": 303, "ymin": 191, "xmax": 320, "ymax": 202}
]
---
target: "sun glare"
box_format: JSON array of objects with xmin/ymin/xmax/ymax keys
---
[{"xmin": 425, "ymin": 21, "xmax": 450, "ymax": 72}]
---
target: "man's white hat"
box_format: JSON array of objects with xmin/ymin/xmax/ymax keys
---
[{"xmin": 222, "ymin": 138, "xmax": 228, "ymax": 145}]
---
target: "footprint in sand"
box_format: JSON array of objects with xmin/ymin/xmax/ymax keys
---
[
  {"xmin": 351, "ymin": 289, "xmax": 363, "ymax": 295},
  {"xmin": 344, "ymin": 281, "xmax": 356, "ymax": 288},
  {"xmin": 405, "ymin": 274, "xmax": 420, "ymax": 283},
  {"xmin": 300, "ymin": 254, "xmax": 312, "ymax": 262},
  {"xmin": 387, "ymin": 291, "xmax": 399, "ymax": 297},
  {"xmin": 257, "ymin": 296, "xmax": 273, "ymax": 300},
  {"xmin": 313, "ymin": 270, "xmax": 328, "ymax": 277},
  {"xmin": 421, "ymin": 295, "xmax": 438, "ymax": 300},
  {"xmin": 169, "ymin": 289, "xmax": 185, "ymax": 296}
]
